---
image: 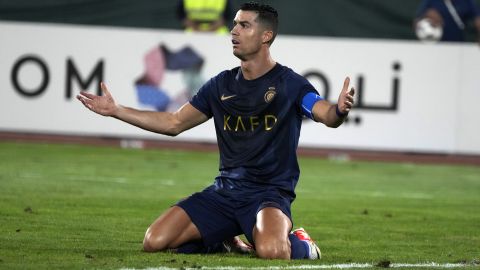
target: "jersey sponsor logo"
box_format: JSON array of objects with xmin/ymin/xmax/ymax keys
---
[
  {"xmin": 223, "ymin": 114, "xmax": 278, "ymax": 132},
  {"xmin": 220, "ymin": 94, "xmax": 237, "ymax": 101},
  {"xmin": 264, "ymin": 87, "xmax": 276, "ymax": 103}
]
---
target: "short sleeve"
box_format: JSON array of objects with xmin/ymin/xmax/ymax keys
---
[
  {"xmin": 189, "ymin": 79, "xmax": 214, "ymax": 118},
  {"xmin": 295, "ymin": 80, "xmax": 320, "ymax": 111}
]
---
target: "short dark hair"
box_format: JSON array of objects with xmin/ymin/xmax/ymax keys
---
[{"xmin": 240, "ymin": 2, "xmax": 278, "ymax": 45}]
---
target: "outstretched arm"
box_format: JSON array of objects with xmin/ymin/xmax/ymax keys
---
[
  {"xmin": 77, "ymin": 82, "xmax": 208, "ymax": 136},
  {"xmin": 311, "ymin": 77, "xmax": 355, "ymax": 128}
]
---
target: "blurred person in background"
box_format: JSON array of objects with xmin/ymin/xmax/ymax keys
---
[
  {"xmin": 414, "ymin": 0, "xmax": 480, "ymax": 43},
  {"xmin": 177, "ymin": 0, "xmax": 234, "ymax": 34}
]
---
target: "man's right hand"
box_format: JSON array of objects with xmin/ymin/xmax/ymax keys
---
[{"xmin": 76, "ymin": 82, "xmax": 118, "ymax": 117}]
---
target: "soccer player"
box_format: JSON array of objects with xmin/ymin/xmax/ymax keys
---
[{"xmin": 77, "ymin": 2, "xmax": 354, "ymax": 260}]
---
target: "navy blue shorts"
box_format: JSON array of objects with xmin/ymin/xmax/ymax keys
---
[{"xmin": 176, "ymin": 185, "xmax": 293, "ymax": 246}]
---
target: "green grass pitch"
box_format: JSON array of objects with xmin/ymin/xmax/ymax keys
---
[{"xmin": 0, "ymin": 141, "xmax": 479, "ymax": 269}]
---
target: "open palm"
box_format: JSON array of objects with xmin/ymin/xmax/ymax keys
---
[{"xmin": 76, "ymin": 82, "xmax": 118, "ymax": 117}]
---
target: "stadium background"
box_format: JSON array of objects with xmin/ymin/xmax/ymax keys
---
[
  {"xmin": 1, "ymin": 2, "xmax": 480, "ymax": 269},
  {"xmin": 1, "ymin": 0, "xmax": 480, "ymax": 41},
  {"xmin": 1, "ymin": 0, "xmax": 480, "ymax": 162}
]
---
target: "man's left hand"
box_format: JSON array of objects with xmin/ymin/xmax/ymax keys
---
[{"xmin": 337, "ymin": 77, "xmax": 355, "ymax": 115}]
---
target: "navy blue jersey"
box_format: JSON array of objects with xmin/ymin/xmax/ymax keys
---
[{"xmin": 190, "ymin": 63, "xmax": 319, "ymax": 201}]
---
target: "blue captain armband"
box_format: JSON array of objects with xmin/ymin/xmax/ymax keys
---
[{"xmin": 301, "ymin": 92, "xmax": 324, "ymax": 120}]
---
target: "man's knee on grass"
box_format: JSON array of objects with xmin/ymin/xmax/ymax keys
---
[
  {"xmin": 255, "ymin": 239, "xmax": 291, "ymax": 259},
  {"xmin": 143, "ymin": 228, "xmax": 169, "ymax": 252}
]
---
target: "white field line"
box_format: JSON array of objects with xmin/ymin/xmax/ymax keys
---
[{"xmin": 120, "ymin": 262, "xmax": 477, "ymax": 270}]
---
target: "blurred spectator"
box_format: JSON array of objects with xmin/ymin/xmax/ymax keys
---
[
  {"xmin": 177, "ymin": 0, "xmax": 233, "ymax": 34},
  {"xmin": 414, "ymin": 0, "xmax": 480, "ymax": 43}
]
